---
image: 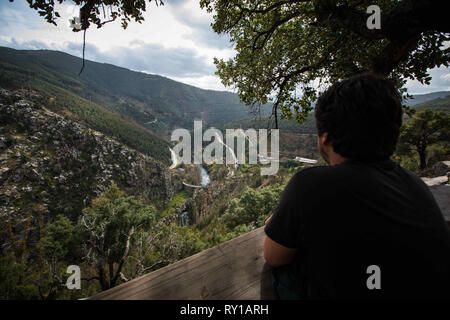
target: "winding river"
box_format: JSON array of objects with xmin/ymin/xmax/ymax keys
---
[{"xmin": 199, "ymin": 165, "xmax": 210, "ymax": 187}]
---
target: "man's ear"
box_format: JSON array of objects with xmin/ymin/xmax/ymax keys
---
[{"xmin": 320, "ymin": 132, "xmax": 330, "ymax": 145}]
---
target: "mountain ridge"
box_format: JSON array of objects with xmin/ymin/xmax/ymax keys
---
[
  {"xmin": 0, "ymin": 46, "xmax": 272, "ymax": 140},
  {"xmin": 405, "ymin": 91, "xmax": 450, "ymax": 106}
]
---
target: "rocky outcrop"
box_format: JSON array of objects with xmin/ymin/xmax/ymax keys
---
[
  {"xmin": 421, "ymin": 160, "xmax": 449, "ymax": 187},
  {"xmin": 0, "ymin": 89, "xmax": 182, "ymax": 226},
  {"xmin": 422, "ymin": 175, "xmax": 449, "ymax": 187},
  {"xmin": 432, "ymin": 161, "xmax": 450, "ymax": 177}
]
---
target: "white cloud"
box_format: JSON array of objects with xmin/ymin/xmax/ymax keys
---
[
  {"xmin": 169, "ymin": 75, "xmax": 231, "ymax": 92},
  {"xmin": 406, "ymin": 67, "xmax": 450, "ymax": 95},
  {"xmin": 440, "ymin": 73, "xmax": 450, "ymax": 82}
]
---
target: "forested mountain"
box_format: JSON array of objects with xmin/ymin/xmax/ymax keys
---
[
  {"xmin": 219, "ymin": 92, "xmax": 450, "ymax": 161},
  {"xmin": 405, "ymin": 92, "xmax": 450, "ymax": 106},
  {"xmin": 0, "ymin": 47, "xmax": 174, "ymax": 162},
  {"xmin": 0, "ymin": 47, "xmax": 272, "ymax": 141},
  {"xmin": 222, "ymin": 91, "xmax": 450, "ymax": 135},
  {"xmin": 411, "ymin": 94, "xmax": 450, "ymax": 113}
]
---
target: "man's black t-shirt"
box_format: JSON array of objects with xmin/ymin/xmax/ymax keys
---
[{"xmin": 265, "ymin": 159, "xmax": 450, "ymax": 299}]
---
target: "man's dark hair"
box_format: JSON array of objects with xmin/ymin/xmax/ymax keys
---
[{"xmin": 315, "ymin": 73, "xmax": 403, "ymax": 161}]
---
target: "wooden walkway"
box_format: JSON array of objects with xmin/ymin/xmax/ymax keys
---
[{"xmin": 90, "ymin": 186, "xmax": 449, "ymax": 300}]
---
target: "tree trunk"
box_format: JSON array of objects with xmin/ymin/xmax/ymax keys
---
[
  {"xmin": 97, "ymin": 265, "xmax": 109, "ymax": 291},
  {"xmin": 417, "ymin": 145, "xmax": 427, "ymax": 170},
  {"xmin": 108, "ymin": 261, "xmax": 114, "ymax": 288}
]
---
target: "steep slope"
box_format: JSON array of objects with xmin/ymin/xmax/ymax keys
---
[
  {"xmin": 0, "ymin": 88, "xmax": 182, "ymax": 225},
  {"xmin": 0, "ymin": 47, "xmax": 176, "ymax": 162}
]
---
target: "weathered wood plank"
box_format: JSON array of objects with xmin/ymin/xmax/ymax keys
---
[{"xmin": 89, "ymin": 227, "xmax": 274, "ymax": 300}]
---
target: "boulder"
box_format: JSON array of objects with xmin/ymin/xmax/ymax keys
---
[
  {"xmin": 432, "ymin": 161, "xmax": 450, "ymax": 177},
  {"xmin": 422, "ymin": 175, "xmax": 448, "ymax": 187}
]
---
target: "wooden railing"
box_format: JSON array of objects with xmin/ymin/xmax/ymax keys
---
[
  {"xmin": 90, "ymin": 185, "xmax": 449, "ymax": 300},
  {"xmin": 89, "ymin": 227, "xmax": 274, "ymax": 300}
]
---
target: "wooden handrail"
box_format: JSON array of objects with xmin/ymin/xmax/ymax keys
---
[{"xmin": 89, "ymin": 227, "xmax": 274, "ymax": 300}]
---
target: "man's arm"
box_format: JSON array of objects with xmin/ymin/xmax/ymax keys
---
[
  {"xmin": 263, "ymin": 171, "xmax": 307, "ymax": 267},
  {"xmin": 264, "ymin": 235, "xmax": 297, "ymax": 267},
  {"xmin": 264, "ymin": 215, "xmax": 297, "ymax": 267}
]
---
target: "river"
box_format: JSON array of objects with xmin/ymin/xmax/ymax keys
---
[
  {"xmin": 169, "ymin": 147, "xmax": 211, "ymax": 187},
  {"xmin": 200, "ymin": 165, "xmax": 210, "ymax": 187}
]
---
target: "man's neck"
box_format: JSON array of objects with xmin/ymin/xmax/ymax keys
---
[{"xmin": 328, "ymin": 153, "xmax": 349, "ymax": 166}]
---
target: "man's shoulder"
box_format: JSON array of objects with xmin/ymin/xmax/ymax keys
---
[
  {"xmin": 292, "ymin": 160, "xmax": 433, "ymax": 196},
  {"xmin": 290, "ymin": 160, "xmax": 406, "ymax": 192},
  {"xmin": 292, "ymin": 165, "xmax": 325, "ymax": 180},
  {"xmin": 291, "ymin": 164, "xmax": 351, "ymax": 186}
]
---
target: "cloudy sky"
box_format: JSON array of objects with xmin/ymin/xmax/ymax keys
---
[{"xmin": 0, "ymin": 0, "xmax": 448, "ymax": 95}]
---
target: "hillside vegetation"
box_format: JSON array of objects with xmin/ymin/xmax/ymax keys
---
[
  {"xmin": 0, "ymin": 88, "xmax": 182, "ymax": 224},
  {"xmin": 411, "ymin": 95, "xmax": 450, "ymax": 113}
]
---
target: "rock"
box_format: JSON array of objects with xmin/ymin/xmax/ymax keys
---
[
  {"xmin": 432, "ymin": 161, "xmax": 450, "ymax": 177},
  {"xmin": 0, "ymin": 137, "xmax": 6, "ymax": 150},
  {"xmin": 22, "ymin": 186, "xmax": 32, "ymax": 192},
  {"xmin": 15, "ymin": 100, "xmax": 30, "ymax": 108},
  {"xmin": 421, "ymin": 175, "xmax": 449, "ymax": 187},
  {"xmin": 0, "ymin": 88, "xmax": 11, "ymax": 96}
]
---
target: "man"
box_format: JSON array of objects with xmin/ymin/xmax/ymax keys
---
[{"xmin": 264, "ymin": 73, "xmax": 450, "ymax": 299}]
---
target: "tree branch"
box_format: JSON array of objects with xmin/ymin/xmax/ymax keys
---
[
  {"xmin": 235, "ymin": 0, "xmax": 310, "ymax": 15},
  {"xmin": 266, "ymin": 61, "xmax": 325, "ymax": 128},
  {"xmin": 112, "ymin": 226, "xmax": 134, "ymax": 285},
  {"xmin": 252, "ymin": 11, "xmax": 303, "ymax": 52},
  {"xmin": 371, "ymin": 34, "xmax": 421, "ymax": 76},
  {"xmin": 315, "ymin": 4, "xmax": 385, "ymax": 40}
]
